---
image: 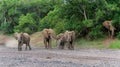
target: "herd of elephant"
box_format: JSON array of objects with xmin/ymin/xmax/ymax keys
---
[
  {"xmin": 14, "ymin": 29, "xmax": 75, "ymax": 51},
  {"xmin": 14, "ymin": 20, "xmax": 115, "ymax": 51}
]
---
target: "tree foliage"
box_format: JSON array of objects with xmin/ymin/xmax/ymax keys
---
[
  {"xmin": 14, "ymin": 13, "xmax": 37, "ymax": 34},
  {"xmin": 0, "ymin": 0, "xmax": 120, "ymax": 39}
]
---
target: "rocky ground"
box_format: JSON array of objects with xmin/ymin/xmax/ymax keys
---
[{"xmin": 0, "ymin": 45, "xmax": 120, "ymax": 67}]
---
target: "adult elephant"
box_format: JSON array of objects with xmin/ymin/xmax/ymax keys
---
[
  {"xmin": 103, "ymin": 20, "xmax": 116, "ymax": 39},
  {"xmin": 42, "ymin": 29, "xmax": 55, "ymax": 49},
  {"xmin": 64, "ymin": 31, "xmax": 75, "ymax": 50},
  {"xmin": 14, "ymin": 32, "xmax": 31, "ymax": 51}
]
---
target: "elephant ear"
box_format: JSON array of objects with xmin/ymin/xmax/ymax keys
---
[
  {"xmin": 49, "ymin": 29, "xmax": 56, "ymax": 39},
  {"xmin": 42, "ymin": 29, "xmax": 49, "ymax": 38}
]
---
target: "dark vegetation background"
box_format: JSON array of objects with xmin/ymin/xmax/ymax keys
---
[{"xmin": 0, "ymin": 0, "xmax": 120, "ymax": 40}]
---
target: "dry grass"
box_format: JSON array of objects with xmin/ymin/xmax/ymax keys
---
[
  {"xmin": 30, "ymin": 32, "xmax": 43, "ymax": 47},
  {"xmin": 30, "ymin": 32, "xmax": 57, "ymax": 47}
]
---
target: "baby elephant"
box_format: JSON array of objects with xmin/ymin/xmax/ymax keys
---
[
  {"xmin": 14, "ymin": 32, "xmax": 31, "ymax": 51},
  {"xmin": 56, "ymin": 33, "xmax": 65, "ymax": 49}
]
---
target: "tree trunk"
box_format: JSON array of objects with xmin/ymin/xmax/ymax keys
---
[{"xmin": 83, "ymin": 7, "xmax": 87, "ymax": 20}]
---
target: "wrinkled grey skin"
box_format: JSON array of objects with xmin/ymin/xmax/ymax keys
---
[
  {"xmin": 56, "ymin": 31, "xmax": 75, "ymax": 50},
  {"xmin": 42, "ymin": 29, "xmax": 55, "ymax": 49},
  {"xmin": 14, "ymin": 32, "xmax": 31, "ymax": 51}
]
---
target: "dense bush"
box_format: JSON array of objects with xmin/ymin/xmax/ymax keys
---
[
  {"xmin": 117, "ymin": 32, "xmax": 120, "ymax": 40},
  {"xmin": 88, "ymin": 25, "xmax": 104, "ymax": 40}
]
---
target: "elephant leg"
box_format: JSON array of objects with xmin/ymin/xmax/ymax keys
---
[
  {"xmin": 69, "ymin": 44, "xmax": 71, "ymax": 50},
  {"xmin": 70, "ymin": 41, "xmax": 74, "ymax": 50},
  {"xmin": 26, "ymin": 42, "xmax": 31, "ymax": 50},
  {"xmin": 20, "ymin": 44, "xmax": 22, "ymax": 51},
  {"xmin": 28, "ymin": 43, "xmax": 31, "ymax": 50},
  {"xmin": 44, "ymin": 39, "xmax": 47, "ymax": 49},
  {"xmin": 59, "ymin": 42, "xmax": 63, "ymax": 49},
  {"xmin": 108, "ymin": 30, "xmax": 111, "ymax": 38},
  {"xmin": 71, "ymin": 43, "xmax": 74, "ymax": 50},
  {"xmin": 111, "ymin": 30, "xmax": 114, "ymax": 39},
  {"xmin": 48, "ymin": 39, "xmax": 52, "ymax": 49},
  {"xmin": 61, "ymin": 44, "xmax": 64, "ymax": 49},
  {"xmin": 61, "ymin": 42, "xmax": 65, "ymax": 49},
  {"xmin": 18, "ymin": 43, "xmax": 22, "ymax": 51},
  {"xmin": 59, "ymin": 44, "xmax": 61, "ymax": 49},
  {"xmin": 69, "ymin": 44, "xmax": 72, "ymax": 50},
  {"xmin": 25, "ymin": 44, "xmax": 28, "ymax": 50},
  {"xmin": 68, "ymin": 43, "xmax": 71, "ymax": 50},
  {"xmin": 28, "ymin": 44, "xmax": 32, "ymax": 50},
  {"xmin": 18, "ymin": 45, "xmax": 20, "ymax": 51},
  {"xmin": 57, "ymin": 40, "xmax": 60, "ymax": 48}
]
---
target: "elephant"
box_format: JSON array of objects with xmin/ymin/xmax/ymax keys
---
[
  {"xmin": 56, "ymin": 31, "xmax": 75, "ymax": 50},
  {"xmin": 14, "ymin": 32, "xmax": 31, "ymax": 51},
  {"xmin": 41, "ymin": 29, "xmax": 55, "ymax": 49},
  {"xmin": 64, "ymin": 31, "xmax": 75, "ymax": 50},
  {"xmin": 103, "ymin": 20, "xmax": 116, "ymax": 39},
  {"xmin": 56, "ymin": 33, "xmax": 65, "ymax": 49}
]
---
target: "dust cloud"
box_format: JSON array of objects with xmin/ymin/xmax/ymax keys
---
[{"xmin": 5, "ymin": 38, "xmax": 18, "ymax": 48}]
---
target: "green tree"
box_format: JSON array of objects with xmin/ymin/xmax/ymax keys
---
[
  {"xmin": 14, "ymin": 13, "xmax": 37, "ymax": 34},
  {"xmin": 0, "ymin": 0, "xmax": 54, "ymax": 34}
]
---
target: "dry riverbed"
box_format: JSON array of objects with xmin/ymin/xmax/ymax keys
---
[{"xmin": 0, "ymin": 45, "xmax": 120, "ymax": 67}]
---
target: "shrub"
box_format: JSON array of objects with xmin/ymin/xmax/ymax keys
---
[
  {"xmin": 117, "ymin": 32, "xmax": 120, "ymax": 39},
  {"xmin": 0, "ymin": 21, "xmax": 14, "ymax": 34},
  {"xmin": 88, "ymin": 25, "xmax": 103, "ymax": 40},
  {"xmin": 82, "ymin": 20, "xmax": 93, "ymax": 28}
]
